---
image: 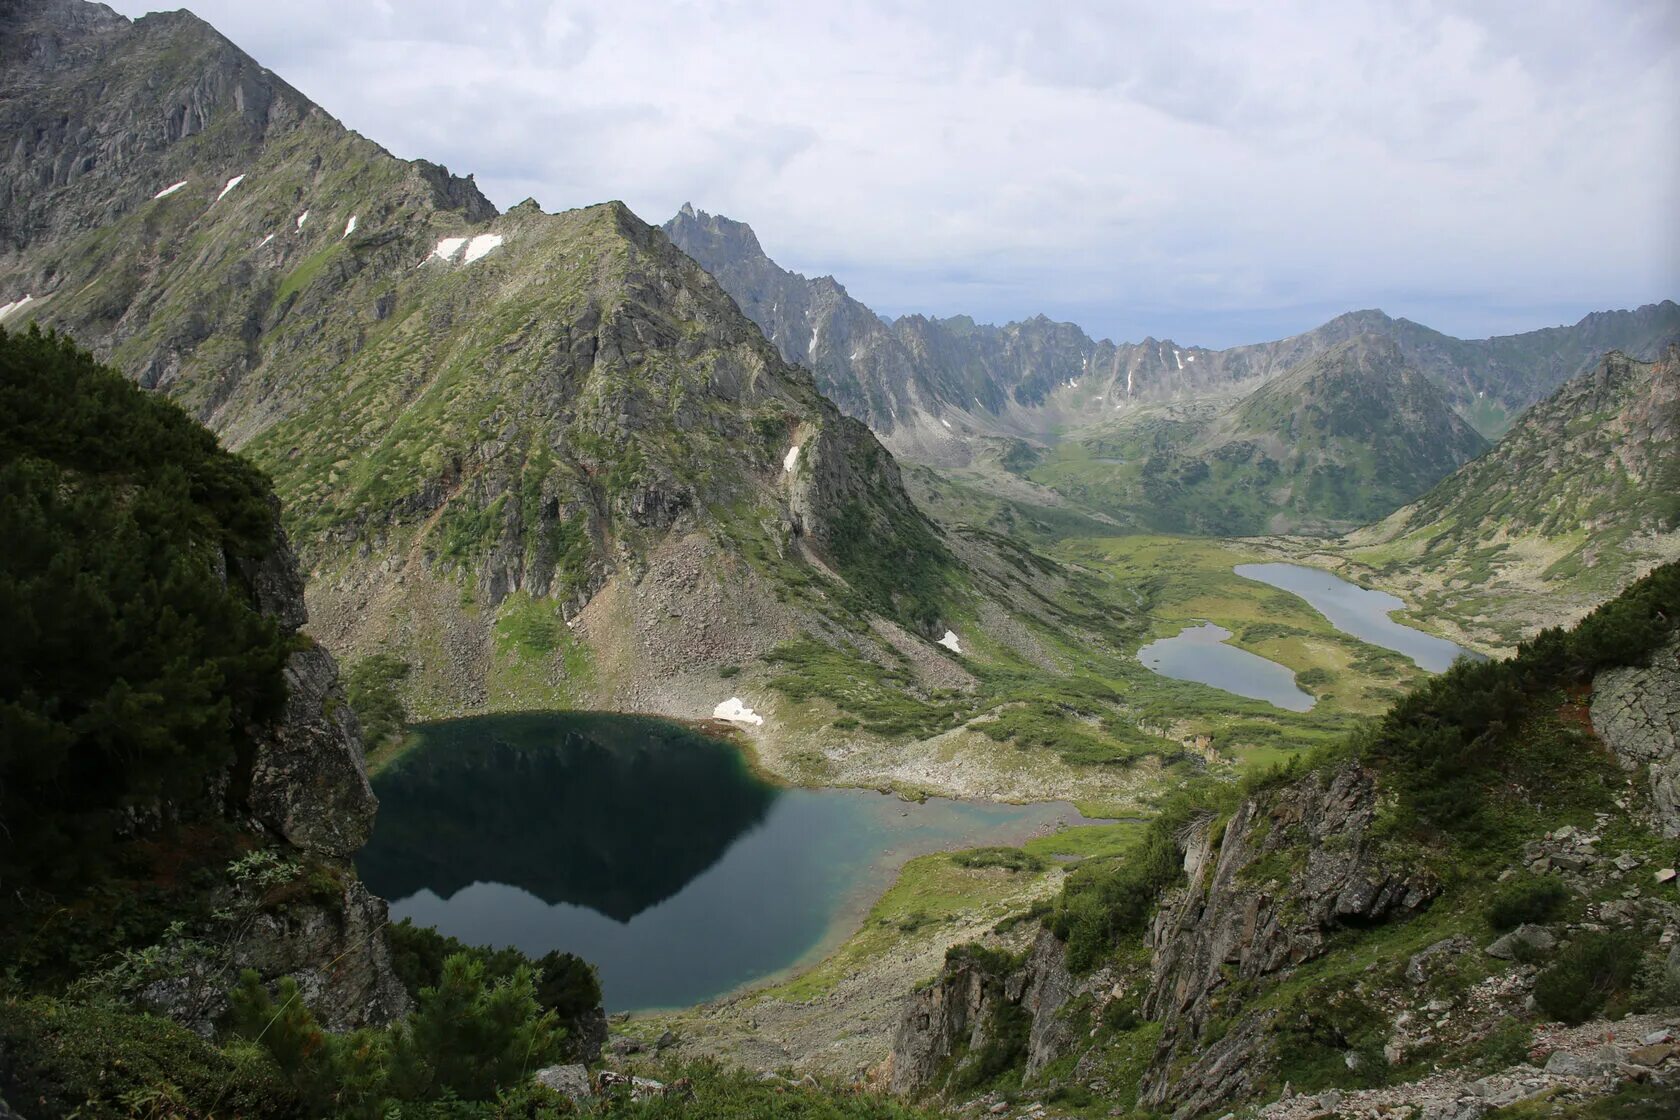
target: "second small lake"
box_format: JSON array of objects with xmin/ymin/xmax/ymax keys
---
[
  {"xmin": 1137, "ymin": 621, "xmax": 1316, "ymax": 711},
  {"xmin": 359, "ymin": 713, "xmax": 1099, "ymax": 1011},
  {"xmin": 1234, "ymin": 562, "xmax": 1476, "ymax": 672}
]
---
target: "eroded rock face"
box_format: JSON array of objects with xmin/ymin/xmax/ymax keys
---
[
  {"xmin": 246, "ymin": 640, "xmax": 377, "ymax": 861},
  {"xmin": 1140, "ymin": 765, "xmax": 1436, "ymax": 1117},
  {"xmin": 235, "ymin": 877, "xmax": 407, "ymax": 1030},
  {"xmin": 1592, "ymin": 635, "xmax": 1680, "ymax": 836},
  {"xmin": 888, "ymin": 928, "xmax": 1085, "ymax": 1097},
  {"xmin": 211, "ymin": 523, "xmax": 406, "ymax": 1030}
]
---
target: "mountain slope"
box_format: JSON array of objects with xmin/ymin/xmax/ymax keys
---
[
  {"xmin": 1022, "ymin": 335, "xmax": 1489, "ymax": 535},
  {"xmin": 664, "ymin": 206, "xmax": 1679, "ymax": 451},
  {"xmin": 1332, "ymin": 345, "xmax": 1680, "ymax": 644},
  {"xmin": 0, "ymin": 2, "xmax": 959, "ymax": 719},
  {"xmin": 0, "ymin": 1, "xmax": 1182, "ymax": 808},
  {"xmin": 1215, "ymin": 334, "xmax": 1491, "ymax": 526},
  {"xmin": 891, "ymin": 563, "xmax": 1680, "ymax": 1116}
]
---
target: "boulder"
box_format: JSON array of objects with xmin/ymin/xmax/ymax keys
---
[
  {"xmin": 1484, "ymin": 924, "xmax": 1556, "ymax": 961},
  {"xmin": 534, "ymin": 1064, "xmax": 593, "ymax": 1103}
]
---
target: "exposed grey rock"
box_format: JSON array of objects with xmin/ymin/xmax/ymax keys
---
[
  {"xmin": 1485, "ymin": 924, "xmax": 1557, "ymax": 961},
  {"xmin": 245, "ymin": 641, "xmax": 377, "ymax": 860},
  {"xmin": 1408, "ymin": 936, "xmax": 1473, "ymax": 984},
  {"xmin": 1591, "ymin": 635, "xmax": 1680, "ymax": 836},
  {"xmin": 1543, "ymin": 1048, "xmax": 1617, "ymax": 1077},
  {"xmin": 1140, "ymin": 765, "xmax": 1436, "ymax": 1117},
  {"xmin": 534, "ymin": 1064, "xmax": 593, "ymax": 1102},
  {"xmin": 888, "ymin": 927, "xmax": 1085, "ymax": 1096}
]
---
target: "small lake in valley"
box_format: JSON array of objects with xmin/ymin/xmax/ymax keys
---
[
  {"xmin": 1137, "ymin": 622, "xmax": 1316, "ymax": 711},
  {"xmin": 1135, "ymin": 562, "xmax": 1480, "ymax": 710},
  {"xmin": 358, "ymin": 712, "xmax": 1100, "ymax": 1011},
  {"xmin": 1234, "ymin": 562, "xmax": 1478, "ymax": 672}
]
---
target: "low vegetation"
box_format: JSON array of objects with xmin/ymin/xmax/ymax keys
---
[{"xmin": 0, "ymin": 326, "xmax": 288, "ymax": 888}]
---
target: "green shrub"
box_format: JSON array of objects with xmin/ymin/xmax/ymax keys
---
[
  {"xmin": 1533, "ymin": 931, "xmax": 1644, "ymax": 1025},
  {"xmin": 344, "ymin": 653, "xmax": 410, "ymax": 753},
  {"xmin": 1359, "ymin": 562, "xmax": 1678, "ymax": 841},
  {"xmin": 232, "ymin": 953, "xmax": 565, "ymax": 1112},
  {"xmin": 389, "ymin": 919, "xmax": 601, "ymax": 1025},
  {"xmin": 950, "ymin": 847, "xmax": 1046, "ymax": 873},
  {"xmin": 1485, "ymin": 876, "xmax": 1572, "ymax": 932},
  {"xmin": 1045, "ymin": 792, "xmax": 1221, "ymax": 971},
  {"xmin": 0, "ymin": 994, "xmax": 298, "ymax": 1120},
  {"xmin": 0, "ymin": 326, "xmax": 288, "ymax": 888}
]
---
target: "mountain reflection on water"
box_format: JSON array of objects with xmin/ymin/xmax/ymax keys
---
[{"xmin": 358, "ymin": 712, "xmax": 777, "ymax": 923}]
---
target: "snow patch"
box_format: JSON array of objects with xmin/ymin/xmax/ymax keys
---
[
  {"xmin": 1126, "ymin": 368, "xmax": 1134, "ymax": 396},
  {"xmin": 152, "ymin": 180, "xmax": 189, "ymax": 200},
  {"xmin": 258, "ymin": 233, "xmax": 275, "ymax": 247},
  {"xmin": 1185, "ymin": 353, "xmax": 1196, "ymax": 362},
  {"xmin": 1173, "ymin": 350, "xmax": 1183, "ymax": 370},
  {"xmin": 462, "ymin": 233, "xmax": 503, "ymax": 263},
  {"xmin": 809, "ymin": 322, "xmax": 821, "ymax": 354},
  {"xmin": 713, "ymin": 697, "xmax": 764, "ymax": 726},
  {"xmin": 214, "ymin": 174, "xmax": 245, "ymax": 202},
  {"xmin": 342, "ymin": 215, "xmax": 358, "ymax": 238},
  {"xmin": 430, "ymin": 236, "xmax": 468, "ymax": 263},
  {"xmin": 296, "ymin": 210, "xmax": 310, "ymax": 230},
  {"xmin": 0, "ymin": 294, "xmax": 35, "ymax": 320},
  {"xmin": 849, "ymin": 349, "xmax": 860, "ymax": 360},
  {"xmin": 937, "ymin": 630, "xmax": 962, "ymax": 654},
  {"xmin": 783, "ymin": 445, "xmax": 800, "ymax": 473},
  {"xmin": 940, "ymin": 418, "xmax": 951, "ymax": 429}
]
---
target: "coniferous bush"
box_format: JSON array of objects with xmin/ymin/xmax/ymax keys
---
[
  {"xmin": 0, "ymin": 326, "xmax": 287, "ymax": 887},
  {"xmin": 1532, "ymin": 931, "xmax": 1644, "ymax": 1025}
]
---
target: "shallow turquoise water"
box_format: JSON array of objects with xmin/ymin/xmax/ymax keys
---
[
  {"xmin": 1137, "ymin": 621, "xmax": 1315, "ymax": 711},
  {"xmin": 359, "ymin": 712, "xmax": 1095, "ymax": 1011},
  {"xmin": 1234, "ymin": 562, "xmax": 1478, "ymax": 672}
]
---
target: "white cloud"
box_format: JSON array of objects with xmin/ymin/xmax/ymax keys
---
[{"xmin": 109, "ymin": 0, "xmax": 1678, "ymax": 345}]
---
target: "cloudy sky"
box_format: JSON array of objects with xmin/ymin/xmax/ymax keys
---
[{"xmin": 113, "ymin": 0, "xmax": 1679, "ymax": 347}]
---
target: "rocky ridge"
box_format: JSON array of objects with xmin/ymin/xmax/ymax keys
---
[{"xmin": 664, "ymin": 205, "xmax": 1680, "ymax": 452}]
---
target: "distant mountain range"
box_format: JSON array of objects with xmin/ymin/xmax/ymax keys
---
[
  {"xmin": 1002, "ymin": 333, "xmax": 1488, "ymax": 536},
  {"xmin": 664, "ymin": 204, "xmax": 1679, "ymax": 454}
]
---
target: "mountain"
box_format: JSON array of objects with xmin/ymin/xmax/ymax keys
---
[
  {"xmin": 665, "ymin": 204, "xmax": 1298, "ymax": 460},
  {"xmin": 0, "ymin": 0, "xmax": 1163, "ymax": 794},
  {"xmin": 1020, "ymin": 334, "xmax": 1490, "ymax": 535},
  {"xmin": 1214, "ymin": 335, "xmax": 1490, "ymax": 527},
  {"xmin": 1338, "ymin": 345, "xmax": 1680, "ymax": 644},
  {"xmin": 0, "ymin": 2, "xmax": 963, "ymax": 718},
  {"xmin": 664, "ymin": 205, "xmax": 1679, "ymax": 451}
]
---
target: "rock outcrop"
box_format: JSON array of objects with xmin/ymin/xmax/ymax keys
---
[
  {"xmin": 1593, "ymin": 634, "xmax": 1680, "ymax": 836},
  {"xmin": 889, "ymin": 765, "xmax": 1436, "ymax": 1115},
  {"xmin": 135, "ymin": 521, "xmax": 407, "ymax": 1034},
  {"xmin": 1140, "ymin": 765, "xmax": 1436, "ymax": 1116},
  {"xmin": 888, "ymin": 928, "xmax": 1087, "ymax": 1097}
]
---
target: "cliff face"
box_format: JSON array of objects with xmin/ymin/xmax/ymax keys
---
[
  {"xmin": 1592, "ymin": 634, "xmax": 1680, "ymax": 838},
  {"xmin": 889, "ymin": 765, "xmax": 1436, "ymax": 1112},
  {"xmin": 183, "ymin": 524, "xmax": 409, "ymax": 1032},
  {"xmin": 1137, "ymin": 765, "xmax": 1436, "ymax": 1115}
]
